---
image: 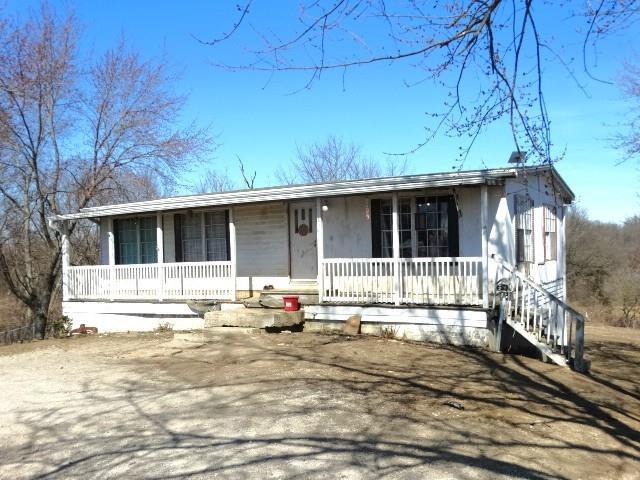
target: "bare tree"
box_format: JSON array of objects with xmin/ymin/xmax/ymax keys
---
[
  {"xmin": 237, "ymin": 156, "xmax": 256, "ymax": 188},
  {"xmin": 277, "ymin": 134, "xmax": 407, "ymax": 184},
  {"xmin": 0, "ymin": 6, "xmax": 212, "ymax": 337},
  {"xmin": 614, "ymin": 61, "xmax": 640, "ymax": 159},
  {"xmin": 196, "ymin": 168, "xmax": 236, "ymax": 193},
  {"xmin": 204, "ymin": 1, "xmax": 640, "ymax": 164}
]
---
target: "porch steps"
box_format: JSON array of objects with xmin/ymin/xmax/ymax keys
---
[
  {"xmin": 257, "ymin": 286, "xmax": 319, "ymax": 308},
  {"xmin": 494, "ymin": 256, "xmax": 588, "ymax": 372},
  {"xmin": 504, "ymin": 318, "xmax": 568, "ymax": 367},
  {"xmin": 204, "ymin": 307, "xmax": 304, "ymax": 329}
]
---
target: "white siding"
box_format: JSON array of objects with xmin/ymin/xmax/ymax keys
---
[
  {"xmin": 504, "ymin": 171, "xmax": 568, "ymax": 288},
  {"xmin": 235, "ymin": 202, "xmax": 289, "ymax": 277}
]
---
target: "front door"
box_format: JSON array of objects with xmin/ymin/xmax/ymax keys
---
[{"xmin": 289, "ymin": 201, "xmax": 317, "ymax": 280}]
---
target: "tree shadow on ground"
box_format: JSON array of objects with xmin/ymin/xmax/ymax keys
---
[{"xmin": 2, "ymin": 331, "xmax": 639, "ymax": 479}]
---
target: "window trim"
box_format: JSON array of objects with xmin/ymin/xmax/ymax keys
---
[
  {"xmin": 113, "ymin": 215, "xmax": 158, "ymax": 265},
  {"xmin": 174, "ymin": 209, "xmax": 230, "ymax": 263},
  {"xmin": 515, "ymin": 194, "xmax": 534, "ymax": 264},
  {"xmin": 543, "ymin": 204, "xmax": 558, "ymax": 262},
  {"xmin": 370, "ymin": 194, "xmax": 458, "ymax": 258}
]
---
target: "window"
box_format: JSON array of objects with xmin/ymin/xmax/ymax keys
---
[
  {"xmin": 175, "ymin": 211, "xmax": 229, "ymax": 262},
  {"xmin": 399, "ymin": 198, "xmax": 412, "ymax": 258},
  {"xmin": 181, "ymin": 214, "xmax": 203, "ymax": 262},
  {"xmin": 379, "ymin": 199, "xmax": 393, "ymax": 258},
  {"xmin": 205, "ymin": 211, "xmax": 228, "ymax": 260},
  {"xmin": 114, "ymin": 216, "xmax": 157, "ymax": 265},
  {"xmin": 371, "ymin": 195, "xmax": 458, "ymax": 258},
  {"xmin": 415, "ymin": 196, "xmax": 450, "ymax": 257},
  {"xmin": 543, "ymin": 205, "xmax": 557, "ymax": 261},
  {"xmin": 515, "ymin": 195, "xmax": 534, "ymax": 263}
]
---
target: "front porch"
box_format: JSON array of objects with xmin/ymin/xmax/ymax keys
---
[{"xmin": 62, "ymin": 187, "xmax": 492, "ymax": 307}]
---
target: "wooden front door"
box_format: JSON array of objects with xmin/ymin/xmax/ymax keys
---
[{"xmin": 289, "ymin": 201, "xmax": 317, "ymax": 280}]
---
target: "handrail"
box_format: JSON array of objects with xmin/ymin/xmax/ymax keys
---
[
  {"xmin": 491, "ymin": 254, "xmax": 586, "ymax": 372},
  {"xmin": 492, "ymin": 255, "xmax": 584, "ymax": 321}
]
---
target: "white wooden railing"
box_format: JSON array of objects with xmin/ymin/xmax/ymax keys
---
[
  {"xmin": 321, "ymin": 257, "xmax": 483, "ymax": 306},
  {"xmin": 66, "ymin": 261, "xmax": 234, "ymax": 301},
  {"xmin": 493, "ymin": 256, "xmax": 586, "ymax": 371}
]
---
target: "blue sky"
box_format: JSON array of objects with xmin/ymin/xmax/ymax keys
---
[{"xmin": 7, "ymin": 1, "xmax": 639, "ymax": 222}]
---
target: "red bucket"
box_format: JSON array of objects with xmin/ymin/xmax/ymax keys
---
[{"xmin": 282, "ymin": 295, "xmax": 300, "ymax": 312}]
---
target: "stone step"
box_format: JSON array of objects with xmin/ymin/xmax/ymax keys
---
[
  {"xmin": 258, "ymin": 291, "xmax": 319, "ymax": 308},
  {"xmin": 204, "ymin": 308, "xmax": 304, "ymax": 329}
]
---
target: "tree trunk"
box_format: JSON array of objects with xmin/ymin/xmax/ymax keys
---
[{"xmin": 30, "ymin": 297, "xmax": 51, "ymax": 340}]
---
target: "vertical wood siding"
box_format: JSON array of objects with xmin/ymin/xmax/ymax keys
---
[{"xmin": 235, "ymin": 202, "xmax": 289, "ymax": 277}]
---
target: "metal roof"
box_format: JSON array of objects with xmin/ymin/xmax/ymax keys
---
[{"xmin": 52, "ymin": 165, "xmax": 574, "ymax": 221}]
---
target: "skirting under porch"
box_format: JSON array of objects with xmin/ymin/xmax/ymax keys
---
[{"xmin": 305, "ymin": 305, "xmax": 493, "ymax": 348}]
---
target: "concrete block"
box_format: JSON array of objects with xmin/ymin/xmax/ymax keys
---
[{"xmin": 204, "ymin": 309, "xmax": 304, "ymax": 329}]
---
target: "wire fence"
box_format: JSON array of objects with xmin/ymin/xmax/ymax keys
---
[{"xmin": 0, "ymin": 323, "xmax": 35, "ymax": 346}]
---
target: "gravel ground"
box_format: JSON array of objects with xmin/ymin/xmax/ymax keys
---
[{"xmin": 0, "ymin": 326, "xmax": 639, "ymax": 479}]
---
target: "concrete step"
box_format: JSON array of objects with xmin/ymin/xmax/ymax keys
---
[
  {"xmin": 204, "ymin": 307, "xmax": 304, "ymax": 329},
  {"xmin": 258, "ymin": 291, "xmax": 319, "ymax": 308}
]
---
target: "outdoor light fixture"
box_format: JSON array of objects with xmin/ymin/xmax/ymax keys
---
[{"xmin": 321, "ymin": 200, "xmax": 329, "ymax": 212}]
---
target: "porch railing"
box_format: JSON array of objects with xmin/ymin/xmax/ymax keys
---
[
  {"xmin": 321, "ymin": 257, "xmax": 483, "ymax": 306},
  {"xmin": 66, "ymin": 261, "xmax": 234, "ymax": 301}
]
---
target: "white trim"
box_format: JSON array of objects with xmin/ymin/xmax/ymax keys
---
[
  {"xmin": 316, "ymin": 198, "xmax": 324, "ymax": 303},
  {"xmin": 391, "ymin": 193, "xmax": 401, "ymax": 306},
  {"xmin": 61, "ymin": 221, "xmax": 70, "ymax": 301},
  {"xmin": 156, "ymin": 213, "xmax": 164, "ymax": 264},
  {"xmin": 480, "ymin": 185, "xmax": 489, "ymax": 308},
  {"xmin": 107, "ymin": 217, "xmax": 115, "ymax": 266},
  {"xmin": 229, "ymin": 206, "xmax": 237, "ymax": 301},
  {"xmin": 53, "ymin": 167, "xmax": 573, "ymax": 221}
]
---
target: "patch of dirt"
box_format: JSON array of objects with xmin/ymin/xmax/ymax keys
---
[{"xmin": 0, "ymin": 326, "xmax": 638, "ymax": 479}]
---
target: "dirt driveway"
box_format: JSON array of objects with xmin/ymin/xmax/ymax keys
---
[{"xmin": 0, "ymin": 325, "xmax": 639, "ymax": 479}]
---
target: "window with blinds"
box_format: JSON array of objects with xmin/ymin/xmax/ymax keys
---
[
  {"xmin": 515, "ymin": 195, "xmax": 534, "ymax": 263},
  {"xmin": 175, "ymin": 210, "xmax": 229, "ymax": 262},
  {"xmin": 114, "ymin": 216, "xmax": 157, "ymax": 265},
  {"xmin": 543, "ymin": 205, "xmax": 558, "ymax": 261}
]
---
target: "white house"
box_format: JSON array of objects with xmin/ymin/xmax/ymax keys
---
[{"xmin": 51, "ymin": 165, "xmax": 586, "ymax": 369}]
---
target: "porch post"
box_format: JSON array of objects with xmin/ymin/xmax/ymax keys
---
[
  {"xmin": 316, "ymin": 198, "xmax": 324, "ymax": 303},
  {"xmin": 229, "ymin": 206, "xmax": 237, "ymax": 301},
  {"xmin": 107, "ymin": 217, "xmax": 115, "ymax": 265},
  {"xmin": 156, "ymin": 212, "xmax": 164, "ymax": 301},
  {"xmin": 480, "ymin": 185, "xmax": 489, "ymax": 308},
  {"xmin": 559, "ymin": 206, "xmax": 567, "ymax": 302},
  {"xmin": 392, "ymin": 192, "xmax": 401, "ymax": 306},
  {"xmin": 156, "ymin": 213, "xmax": 164, "ymax": 263},
  {"xmin": 107, "ymin": 217, "xmax": 115, "ymax": 301},
  {"xmin": 61, "ymin": 221, "xmax": 70, "ymax": 301}
]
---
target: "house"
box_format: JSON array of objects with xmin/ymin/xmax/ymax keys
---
[{"xmin": 51, "ymin": 165, "xmax": 586, "ymax": 369}]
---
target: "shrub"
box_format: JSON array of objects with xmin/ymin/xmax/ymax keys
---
[
  {"xmin": 380, "ymin": 325, "xmax": 399, "ymax": 340},
  {"xmin": 155, "ymin": 321, "xmax": 174, "ymax": 333},
  {"xmin": 50, "ymin": 315, "xmax": 72, "ymax": 338}
]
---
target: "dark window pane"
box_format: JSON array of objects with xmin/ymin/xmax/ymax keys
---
[
  {"xmin": 381, "ymin": 231, "xmax": 393, "ymax": 258},
  {"xmin": 205, "ymin": 211, "xmax": 227, "ymax": 261},
  {"xmin": 381, "ymin": 214, "xmax": 392, "ymax": 230}
]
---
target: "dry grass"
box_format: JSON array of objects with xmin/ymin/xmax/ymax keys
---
[
  {"xmin": 571, "ymin": 301, "xmax": 640, "ymax": 329},
  {"xmin": 0, "ymin": 294, "xmax": 27, "ymax": 332}
]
